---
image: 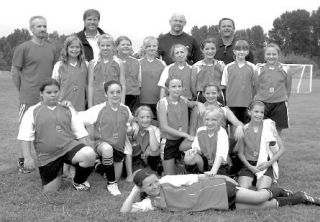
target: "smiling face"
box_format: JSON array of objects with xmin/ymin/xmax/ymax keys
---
[
  {"xmin": 204, "ymin": 85, "xmax": 219, "ymax": 104},
  {"xmin": 168, "ymin": 78, "xmax": 183, "ymax": 98},
  {"xmin": 219, "ymin": 19, "xmax": 235, "ymax": 38},
  {"xmin": 84, "ymin": 15, "xmax": 99, "ymax": 33},
  {"xmin": 98, "ymin": 39, "xmax": 114, "ymax": 57},
  {"xmin": 137, "ymin": 110, "xmax": 152, "ymax": 129},
  {"xmin": 264, "ymin": 46, "xmax": 280, "ymax": 65},
  {"xmin": 249, "ymin": 104, "xmax": 265, "ymax": 123},
  {"xmin": 67, "ymin": 40, "xmax": 81, "ymax": 59},
  {"xmin": 106, "ymin": 83, "xmax": 122, "ymax": 105},
  {"xmin": 30, "ymin": 18, "xmax": 47, "ymax": 39},
  {"xmin": 141, "ymin": 174, "xmax": 161, "ymax": 197},
  {"xmin": 117, "ymin": 39, "xmax": 132, "ymax": 56},
  {"xmin": 40, "ymin": 84, "xmax": 59, "ymax": 107},
  {"xmin": 203, "ymin": 111, "xmax": 220, "ymax": 130},
  {"xmin": 144, "ymin": 40, "xmax": 158, "ymax": 58},
  {"xmin": 169, "ymin": 14, "xmax": 186, "ymax": 34},
  {"xmin": 202, "ymin": 42, "xmax": 217, "ymax": 60}
]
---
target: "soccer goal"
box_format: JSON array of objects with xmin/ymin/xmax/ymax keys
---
[{"xmin": 282, "ymin": 64, "xmax": 313, "ymax": 94}]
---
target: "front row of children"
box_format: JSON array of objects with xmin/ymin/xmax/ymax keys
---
[{"xmin": 18, "ymin": 77, "xmax": 285, "ymax": 197}]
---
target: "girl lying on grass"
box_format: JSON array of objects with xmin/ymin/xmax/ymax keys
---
[{"xmin": 120, "ymin": 169, "xmax": 320, "ymax": 213}]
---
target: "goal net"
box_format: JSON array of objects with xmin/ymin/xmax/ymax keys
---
[{"xmin": 282, "ymin": 64, "xmax": 313, "ymax": 93}]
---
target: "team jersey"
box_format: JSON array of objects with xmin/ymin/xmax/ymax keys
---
[
  {"xmin": 242, "ymin": 123, "xmax": 263, "ymax": 161},
  {"xmin": 117, "ymin": 56, "xmax": 141, "ymax": 95},
  {"xmin": 192, "ymin": 60, "xmax": 225, "ymax": 92},
  {"xmin": 221, "ymin": 61, "xmax": 256, "ymax": 107},
  {"xmin": 139, "ymin": 58, "xmax": 166, "ymax": 104},
  {"xmin": 158, "ymin": 63, "xmax": 193, "ymax": 99},
  {"xmin": 191, "ymin": 126, "xmax": 229, "ymax": 164},
  {"xmin": 52, "ymin": 61, "xmax": 88, "ymax": 111},
  {"xmin": 17, "ymin": 103, "xmax": 88, "ymax": 166},
  {"xmin": 254, "ymin": 63, "xmax": 291, "ymax": 103},
  {"xmin": 158, "ymin": 97, "xmax": 189, "ymax": 140},
  {"xmin": 79, "ymin": 102, "xmax": 133, "ymax": 152},
  {"xmin": 91, "ymin": 56, "xmax": 121, "ymax": 105}
]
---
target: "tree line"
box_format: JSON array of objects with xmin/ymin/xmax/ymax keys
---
[{"xmin": 0, "ymin": 7, "xmax": 319, "ymax": 70}]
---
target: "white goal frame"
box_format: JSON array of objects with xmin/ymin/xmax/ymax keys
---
[{"xmin": 282, "ymin": 64, "xmax": 313, "ymax": 93}]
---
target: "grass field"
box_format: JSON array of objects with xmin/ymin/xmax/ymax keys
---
[{"xmin": 0, "ymin": 72, "xmax": 320, "ymax": 222}]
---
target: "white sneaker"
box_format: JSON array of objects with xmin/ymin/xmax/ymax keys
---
[
  {"xmin": 73, "ymin": 180, "xmax": 91, "ymax": 191},
  {"xmin": 107, "ymin": 182, "xmax": 121, "ymax": 196}
]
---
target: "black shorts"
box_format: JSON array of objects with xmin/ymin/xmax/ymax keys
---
[
  {"xmin": 39, "ymin": 144, "xmax": 86, "ymax": 186},
  {"xmin": 147, "ymin": 155, "xmax": 162, "ymax": 173},
  {"xmin": 113, "ymin": 148, "xmax": 126, "ymax": 163},
  {"xmin": 229, "ymin": 107, "xmax": 249, "ymax": 124},
  {"xmin": 226, "ymin": 180, "xmax": 238, "ymax": 210},
  {"xmin": 263, "ymin": 101, "xmax": 288, "ymax": 129},
  {"xmin": 132, "ymin": 155, "xmax": 146, "ymax": 172},
  {"xmin": 125, "ymin": 95, "xmax": 140, "ymax": 113},
  {"xmin": 185, "ymin": 154, "xmax": 230, "ymax": 175},
  {"xmin": 163, "ymin": 138, "xmax": 184, "ymax": 160},
  {"xmin": 238, "ymin": 160, "xmax": 273, "ymax": 179}
]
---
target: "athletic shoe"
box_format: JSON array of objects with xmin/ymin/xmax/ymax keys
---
[
  {"xmin": 294, "ymin": 191, "xmax": 320, "ymax": 206},
  {"xmin": 72, "ymin": 180, "xmax": 91, "ymax": 191},
  {"xmin": 107, "ymin": 182, "xmax": 121, "ymax": 196},
  {"xmin": 280, "ymin": 188, "xmax": 294, "ymax": 197},
  {"xmin": 17, "ymin": 161, "xmax": 31, "ymax": 174}
]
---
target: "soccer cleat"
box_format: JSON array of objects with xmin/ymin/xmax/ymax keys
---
[
  {"xmin": 280, "ymin": 188, "xmax": 294, "ymax": 197},
  {"xmin": 72, "ymin": 180, "xmax": 91, "ymax": 191},
  {"xmin": 107, "ymin": 182, "xmax": 121, "ymax": 196},
  {"xmin": 294, "ymin": 191, "xmax": 320, "ymax": 206},
  {"xmin": 17, "ymin": 161, "xmax": 32, "ymax": 174}
]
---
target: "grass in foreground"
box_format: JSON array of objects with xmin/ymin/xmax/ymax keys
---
[{"xmin": 0, "ymin": 73, "xmax": 320, "ymax": 221}]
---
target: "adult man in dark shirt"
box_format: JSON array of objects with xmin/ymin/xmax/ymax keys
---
[
  {"xmin": 215, "ymin": 18, "xmax": 254, "ymax": 64},
  {"xmin": 158, "ymin": 13, "xmax": 202, "ymax": 65},
  {"xmin": 77, "ymin": 9, "xmax": 105, "ymax": 61}
]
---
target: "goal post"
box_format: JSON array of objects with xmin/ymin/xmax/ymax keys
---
[{"xmin": 282, "ymin": 64, "xmax": 313, "ymax": 94}]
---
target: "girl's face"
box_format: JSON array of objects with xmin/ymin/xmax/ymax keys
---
[
  {"xmin": 137, "ymin": 110, "xmax": 152, "ymax": 129},
  {"xmin": 202, "ymin": 42, "xmax": 216, "ymax": 60},
  {"xmin": 67, "ymin": 40, "xmax": 81, "ymax": 59},
  {"xmin": 117, "ymin": 39, "xmax": 132, "ymax": 56},
  {"xmin": 204, "ymin": 86, "xmax": 219, "ymax": 103},
  {"xmin": 204, "ymin": 112, "xmax": 220, "ymax": 130},
  {"xmin": 168, "ymin": 79, "xmax": 183, "ymax": 98},
  {"xmin": 145, "ymin": 40, "xmax": 158, "ymax": 57},
  {"xmin": 99, "ymin": 40, "xmax": 114, "ymax": 57},
  {"xmin": 142, "ymin": 174, "xmax": 161, "ymax": 197},
  {"xmin": 264, "ymin": 47, "xmax": 279, "ymax": 65},
  {"xmin": 40, "ymin": 84, "xmax": 59, "ymax": 107},
  {"xmin": 173, "ymin": 46, "xmax": 187, "ymax": 62},
  {"xmin": 233, "ymin": 48, "xmax": 249, "ymax": 61},
  {"xmin": 106, "ymin": 83, "xmax": 121, "ymax": 105},
  {"xmin": 249, "ymin": 104, "xmax": 264, "ymax": 122}
]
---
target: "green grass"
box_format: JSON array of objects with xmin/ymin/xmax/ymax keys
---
[{"xmin": 1, "ymin": 72, "xmax": 320, "ymax": 221}]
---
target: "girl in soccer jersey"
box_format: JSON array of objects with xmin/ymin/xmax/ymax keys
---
[
  {"xmin": 78, "ymin": 80, "xmax": 138, "ymax": 196},
  {"xmin": 191, "ymin": 37, "xmax": 225, "ymax": 103},
  {"xmin": 158, "ymin": 78, "xmax": 205, "ymax": 175},
  {"xmin": 88, "ymin": 34, "xmax": 126, "ymax": 107},
  {"xmin": 237, "ymin": 101, "xmax": 285, "ymax": 190},
  {"xmin": 115, "ymin": 36, "xmax": 141, "ymax": 112},
  {"xmin": 184, "ymin": 110, "xmax": 229, "ymax": 175},
  {"xmin": 139, "ymin": 36, "xmax": 166, "ymax": 119},
  {"xmin": 158, "ymin": 44, "xmax": 193, "ymax": 100},
  {"xmin": 121, "ymin": 169, "xmax": 320, "ymax": 213},
  {"xmin": 18, "ymin": 79, "xmax": 96, "ymax": 192},
  {"xmin": 52, "ymin": 35, "xmax": 88, "ymax": 111},
  {"xmin": 221, "ymin": 40, "xmax": 256, "ymax": 124},
  {"xmin": 125, "ymin": 106, "xmax": 162, "ymax": 182},
  {"xmin": 254, "ymin": 43, "xmax": 292, "ymax": 136},
  {"xmin": 189, "ymin": 84, "xmax": 243, "ymax": 138}
]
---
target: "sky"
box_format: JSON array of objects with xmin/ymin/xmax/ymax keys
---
[{"xmin": 0, "ymin": 0, "xmax": 319, "ymax": 50}]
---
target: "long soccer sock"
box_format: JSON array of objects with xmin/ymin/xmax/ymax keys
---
[
  {"xmin": 275, "ymin": 196, "xmax": 305, "ymax": 207},
  {"xmin": 102, "ymin": 157, "xmax": 115, "ymax": 183},
  {"xmin": 73, "ymin": 164, "xmax": 93, "ymax": 184}
]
